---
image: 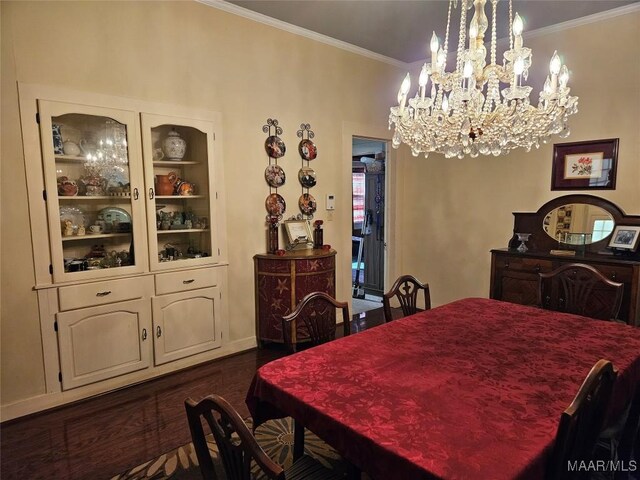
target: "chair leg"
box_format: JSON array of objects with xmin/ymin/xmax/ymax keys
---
[
  {"xmin": 347, "ymin": 462, "xmax": 362, "ymax": 480},
  {"xmin": 293, "ymin": 419, "xmax": 305, "ymax": 461}
]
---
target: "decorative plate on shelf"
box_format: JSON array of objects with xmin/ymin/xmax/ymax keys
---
[
  {"xmin": 298, "ymin": 167, "xmax": 316, "ymax": 188},
  {"xmin": 298, "ymin": 139, "xmax": 317, "ymax": 161},
  {"xmin": 264, "ymin": 164, "xmax": 286, "ymax": 188},
  {"xmin": 265, "ymin": 193, "xmax": 286, "ymax": 216},
  {"xmin": 265, "ymin": 136, "xmax": 286, "ymax": 159},
  {"xmin": 298, "ymin": 193, "xmax": 317, "ymax": 215},
  {"xmin": 98, "ymin": 206, "xmax": 132, "ymax": 227}
]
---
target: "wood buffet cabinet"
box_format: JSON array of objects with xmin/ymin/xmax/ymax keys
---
[
  {"xmin": 490, "ymin": 195, "xmax": 640, "ymax": 326},
  {"xmin": 254, "ymin": 249, "xmax": 336, "ymax": 346}
]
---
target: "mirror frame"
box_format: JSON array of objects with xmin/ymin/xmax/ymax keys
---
[{"xmin": 508, "ymin": 195, "xmax": 640, "ymax": 254}]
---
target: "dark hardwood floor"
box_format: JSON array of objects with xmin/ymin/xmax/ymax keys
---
[{"xmin": 0, "ymin": 308, "xmax": 386, "ymax": 480}]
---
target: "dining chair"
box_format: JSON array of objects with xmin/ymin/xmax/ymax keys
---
[
  {"xmin": 281, "ymin": 291, "xmax": 350, "ymax": 463},
  {"xmin": 382, "ymin": 274, "xmax": 431, "ymax": 322},
  {"xmin": 281, "ymin": 291, "xmax": 351, "ymax": 354},
  {"xmin": 547, "ymin": 359, "xmax": 618, "ymax": 480},
  {"xmin": 185, "ymin": 394, "xmax": 343, "ymax": 480},
  {"xmin": 538, "ymin": 263, "xmax": 624, "ymax": 321}
]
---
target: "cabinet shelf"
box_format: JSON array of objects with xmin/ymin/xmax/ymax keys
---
[
  {"xmin": 62, "ymin": 233, "xmax": 131, "ymax": 242},
  {"xmin": 153, "ymin": 160, "xmax": 200, "ymax": 166},
  {"xmin": 157, "ymin": 228, "xmax": 210, "ymax": 235},
  {"xmin": 55, "ymin": 155, "xmax": 129, "ymax": 167},
  {"xmin": 58, "ymin": 195, "xmax": 131, "ymax": 201},
  {"xmin": 155, "ymin": 195, "xmax": 206, "ymax": 199}
]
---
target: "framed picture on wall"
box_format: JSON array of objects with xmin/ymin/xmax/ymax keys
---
[{"xmin": 551, "ymin": 138, "xmax": 619, "ymax": 190}]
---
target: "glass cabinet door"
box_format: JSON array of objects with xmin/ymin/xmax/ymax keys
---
[
  {"xmin": 140, "ymin": 113, "xmax": 219, "ymax": 271},
  {"xmin": 38, "ymin": 100, "xmax": 148, "ymax": 283}
]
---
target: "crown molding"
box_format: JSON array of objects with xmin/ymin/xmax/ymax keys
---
[{"xmin": 198, "ymin": 0, "xmax": 408, "ymax": 69}]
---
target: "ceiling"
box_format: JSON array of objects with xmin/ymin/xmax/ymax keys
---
[{"xmin": 225, "ymin": 0, "xmax": 638, "ymax": 64}]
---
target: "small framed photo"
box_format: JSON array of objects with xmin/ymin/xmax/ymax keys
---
[
  {"xmin": 608, "ymin": 225, "xmax": 640, "ymax": 251},
  {"xmin": 551, "ymin": 138, "xmax": 619, "ymax": 190},
  {"xmin": 283, "ymin": 220, "xmax": 313, "ymax": 250}
]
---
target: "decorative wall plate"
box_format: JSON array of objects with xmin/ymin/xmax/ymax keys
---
[
  {"xmin": 299, "ymin": 193, "xmax": 317, "ymax": 215},
  {"xmin": 298, "ymin": 167, "xmax": 317, "ymax": 188},
  {"xmin": 264, "ymin": 164, "xmax": 286, "ymax": 188},
  {"xmin": 266, "ymin": 193, "xmax": 286, "ymax": 216},
  {"xmin": 298, "ymin": 139, "xmax": 317, "ymax": 161},
  {"xmin": 265, "ymin": 136, "xmax": 286, "ymax": 159}
]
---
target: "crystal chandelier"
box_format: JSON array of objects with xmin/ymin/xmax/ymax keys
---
[{"xmin": 389, "ymin": 0, "xmax": 578, "ymax": 158}]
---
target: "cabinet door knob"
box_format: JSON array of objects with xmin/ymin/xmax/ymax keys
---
[
  {"xmin": 96, "ymin": 291, "xmax": 112, "ymax": 297},
  {"xmin": 534, "ymin": 265, "xmax": 541, "ymax": 273},
  {"xmin": 149, "ymin": 188, "xmax": 155, "ymax": 200},
  {"xmin": 505, "ymin": 261, "xmax": 510, "ymax": 268},
  {"xmin": 133, "ymin": 188, "xmax": 139, "ymax": 200},
  {"xmin": 142, "ymin": 329, "xmax": 147, "ymax": 341},
  {"xmin": 156, "ymin": 326, "xmax": 162, "ymax": 338},
  {"xmin": 611, "ymin": 272, "xmax": 617, "ymax": 280},
  {"xmin": 183, "ymin": 279, "xmax": 195, "ymax": 284}
]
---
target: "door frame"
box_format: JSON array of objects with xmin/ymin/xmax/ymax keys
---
[{"xmin": 341, "ymin": 122, "xmax": 399, "ymax": 310}]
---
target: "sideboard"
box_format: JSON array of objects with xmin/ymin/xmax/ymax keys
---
[
  {"xmin": 490, "ymin": 249, "xmax": 640, "ymax": 326},
  {"xmin": 490, "ymin": 195, "xmax": 640, "ymax": 326},
  {"xmin": 253, "ymin": 249, "xmax": 336, "ymax": 346}
]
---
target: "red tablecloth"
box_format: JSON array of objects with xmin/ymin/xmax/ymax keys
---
[{"xmin": 246, "ymin": 298, "xmax": 640, "ymax": 480}]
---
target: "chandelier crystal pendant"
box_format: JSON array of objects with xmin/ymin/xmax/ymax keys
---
[{"xmin": 389, "ymin": 0, "xmax": 578, "ymax": 159}]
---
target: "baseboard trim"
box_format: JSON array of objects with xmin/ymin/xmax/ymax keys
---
[{"xmin": 0, "ymin": 336, "xmax": 257, "ymax": 423}]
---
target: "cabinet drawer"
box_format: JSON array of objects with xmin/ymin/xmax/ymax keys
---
[
  {"xmin": 155, "ymin": 267, "xmax": 218, "ymax": 295},
  {"xmin": 589, "ymin": 264, "xmax": 633, "ymax": 283},
  {"xmin": 495, "ymin": 256, "xmax": 553, "ymax": 274},
  {"xmin": 58, "ymin": 277, "xmax": 150, "ymax": 311}
]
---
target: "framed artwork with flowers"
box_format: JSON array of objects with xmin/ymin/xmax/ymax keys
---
[{"xmin": 551, "ymin": 138, "xmax": 619, "ymax": 190}]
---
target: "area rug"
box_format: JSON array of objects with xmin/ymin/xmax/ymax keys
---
[{"xmin": 110, "ymin": 417, "xmax": 345, "ymax": 480}]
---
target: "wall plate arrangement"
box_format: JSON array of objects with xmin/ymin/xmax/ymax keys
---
[
  {"xmin": 263, "ymin": 118, "xmax": 286, "ymax": 253},
  {"xmin": 296, "ymin": 123, "xmax": 317, "ymax": 219}
]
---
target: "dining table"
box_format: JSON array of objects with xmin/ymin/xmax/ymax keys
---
[{"xmin": 246, "ymin": 298, "xmax": 640, "ymax": 480}]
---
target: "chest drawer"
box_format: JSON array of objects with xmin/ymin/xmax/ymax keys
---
[
  {"xmin": 590, "ymin": 264, "xmax": 633, "ymax": 283},
  {"xmin": 58, "ymin": 277, "xmax": 151, "ymax": 311},
  {"xmin": 155, "ymin": 267, "xmax": 219, "ymax": 295},
  {"xmin": 495, "ymin": 256, "xmax": 553, "ymax": 274}
]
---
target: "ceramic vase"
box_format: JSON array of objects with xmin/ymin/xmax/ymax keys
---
[{"xmin": 162, "ymin": 130, "xmax": 186, "ymax": 161}]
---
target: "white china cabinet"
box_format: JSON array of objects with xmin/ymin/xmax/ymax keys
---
[{"xmin": 17, "ymin": 84, "xmax": 230, "ymax": 412}]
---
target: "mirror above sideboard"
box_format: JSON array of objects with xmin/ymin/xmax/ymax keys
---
[{"xmin": 508, "ymin": 195, "xmax": 640, "ymax": 255}]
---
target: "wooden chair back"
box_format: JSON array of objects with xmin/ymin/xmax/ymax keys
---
[
  {"xmin": 382, "ymin": 275, "xmax": 431, "ymax": 322},
  {"xmin": 185, "ymin": 394, "xmax": 285, "ymax": 480},
  {"xmin": 538, "ymin": 263, "xmax": 623, "ymax": 321},
  {"xmin": 548, "ymin": 359, "xmax": 617, "ymax": 480},
  {"xmin": 281, "ymin": 292, "xmax": 350, "ymax": 353}
]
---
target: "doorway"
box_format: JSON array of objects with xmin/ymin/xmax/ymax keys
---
[{"xmin": 351, "ymin": 137, "xmax": 387, "ymax": 314}]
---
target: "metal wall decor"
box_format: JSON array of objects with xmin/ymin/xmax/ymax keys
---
[
  {"xmin": 296, "ymin": 123, "xmax": 317, "ymax": 219},
  {"xmin": 263, "ymin": 118, "xmax": 287, "ymax": 253}
]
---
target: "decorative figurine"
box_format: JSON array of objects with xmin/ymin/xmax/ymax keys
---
[{"xmin": 63, "ymin": 219, "xmax": 74, "ymax": 237}]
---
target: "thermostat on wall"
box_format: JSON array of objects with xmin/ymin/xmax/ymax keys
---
[{"xmin": 326, "ymin": 194, "xmax": 335, "ymax": 210}]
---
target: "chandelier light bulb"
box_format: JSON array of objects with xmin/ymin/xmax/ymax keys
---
[
  {"xmin": 430, "ymin": 32, "xmax": 439, "ymax": 55},
  {"xmin": 512, "ymin": 13, "xmax": 523, "ymax": 36},
  {"xmin": 559, "ymin": 65, "xmax": 570, "ymax": 88},
  {"xmin": 400, "ymin": 73, "xmax": 411, "ymax": 96},
  {"xmin": 550, "ymin": 51, "xmax": 562, "ymax": 75},
  {"xmin": 419, "ymin": 63, "xmax": 429, "ymax": 88}
]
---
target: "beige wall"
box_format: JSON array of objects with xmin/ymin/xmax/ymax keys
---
[
  {"xmin": 1, "ymin": 1, "xmax": 638, "ymax": 410},
  {"xmin": 0, "ymin": 1, "xmax": 402, "ymax": 407},
  {"xmin": 398, "ymin": 11, "xmax": 640, "ymax": 306}
]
